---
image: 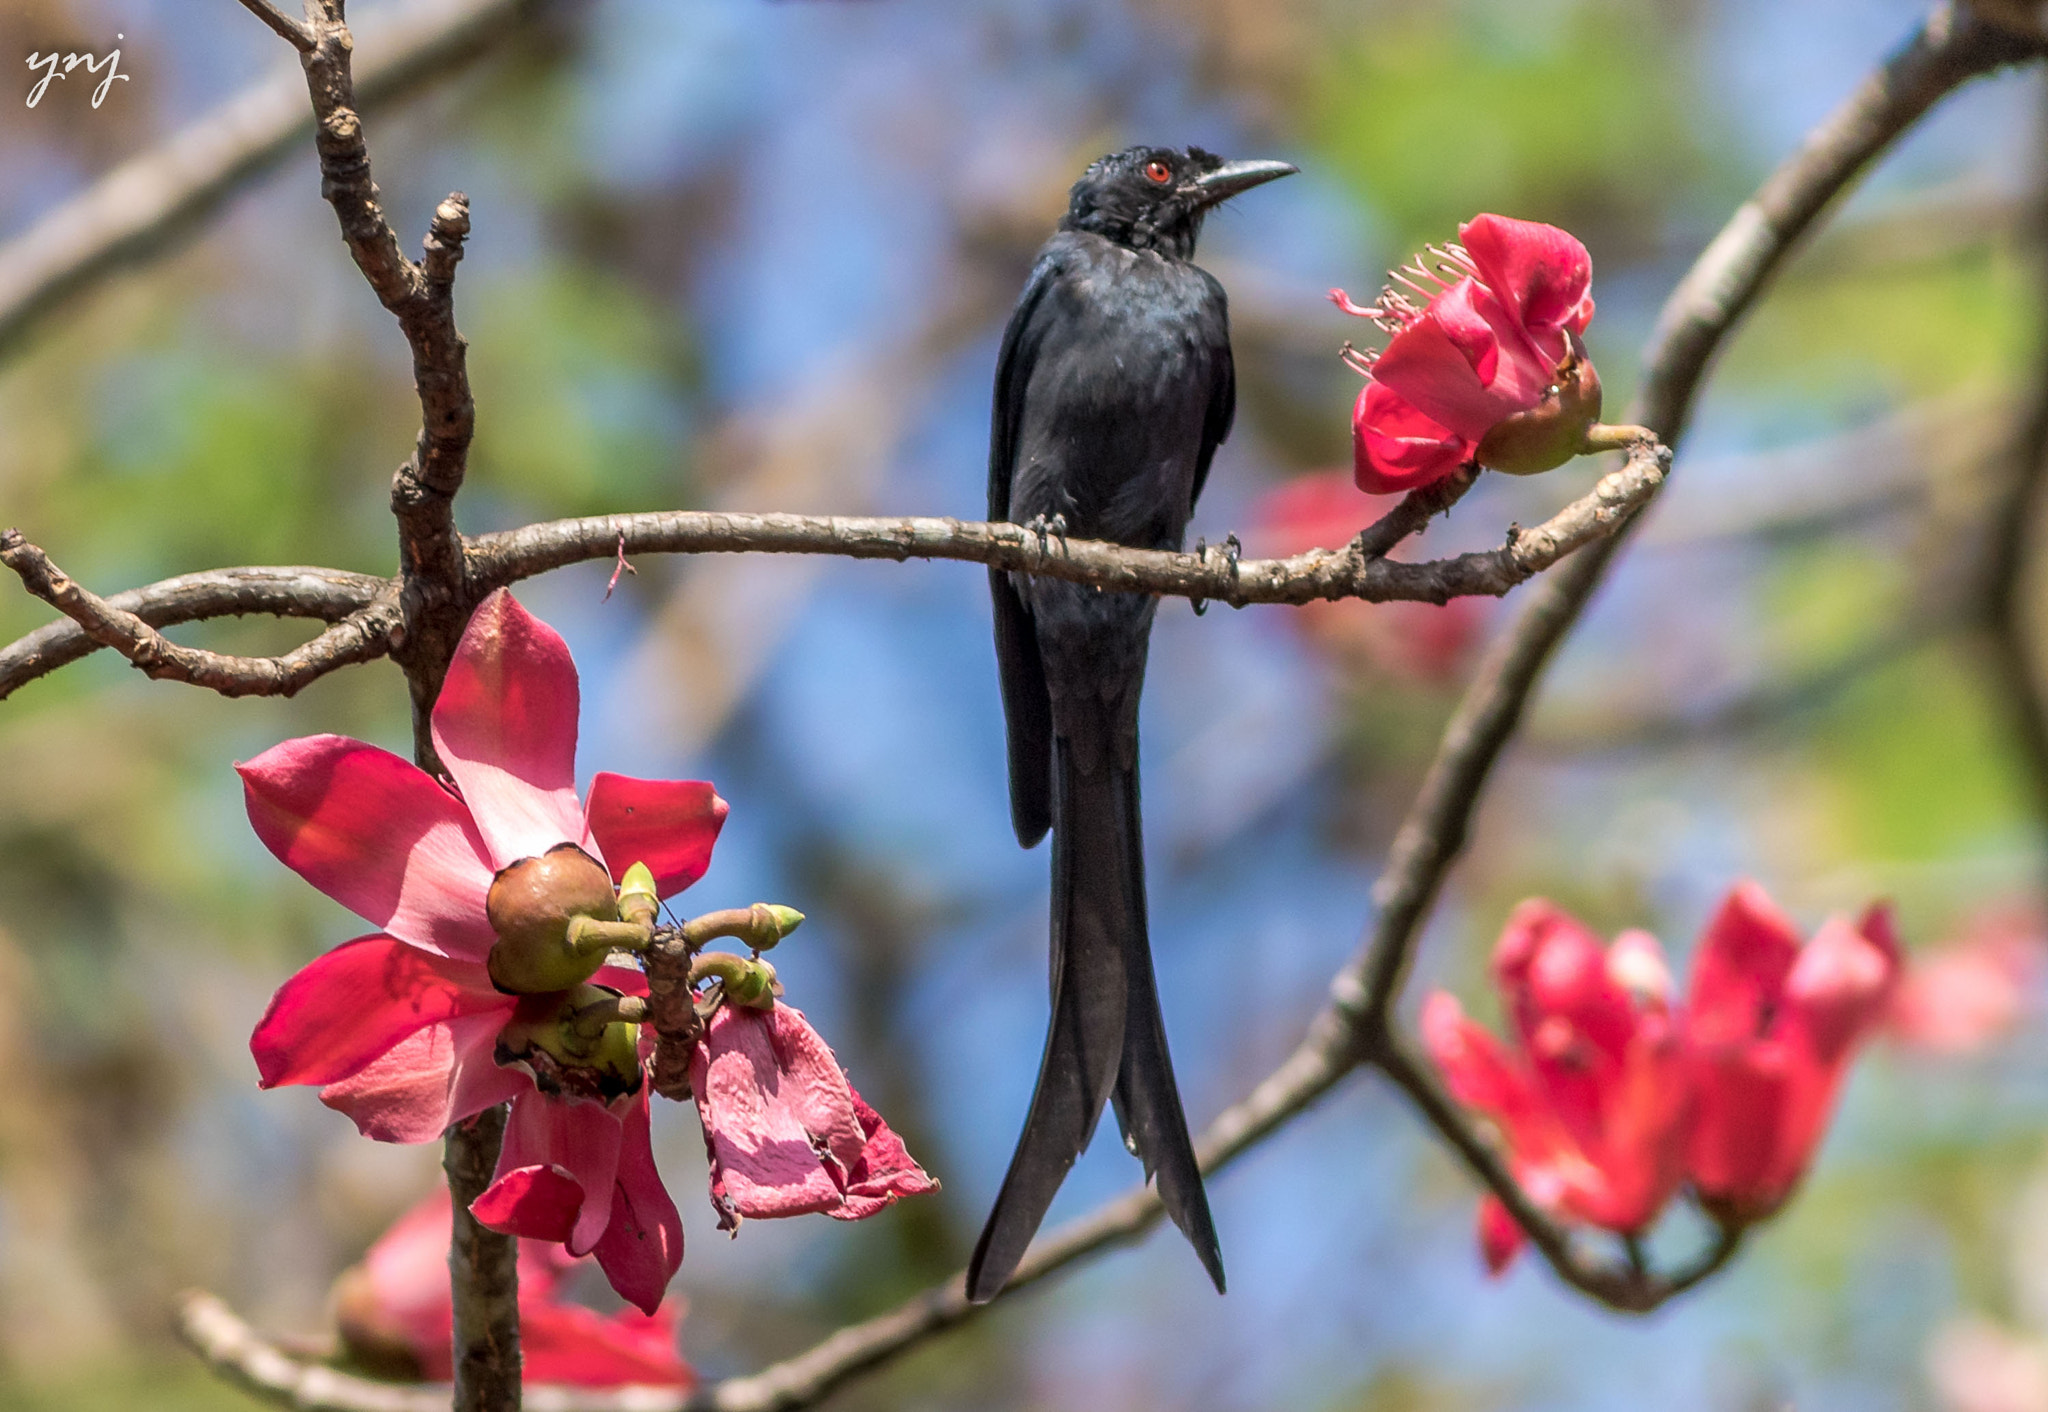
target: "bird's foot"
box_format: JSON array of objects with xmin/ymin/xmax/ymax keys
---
[
  {"xmin": 1047, "ymin": 513, "xmax": 1069, "ymax": 554},
  {"xmin": 1190, "ymin": 536, "xmax": 1210, "ymax": 616},
  {"xmin": 1023, "ymin": 513, "xmax": 1052, "ymax": 558}
]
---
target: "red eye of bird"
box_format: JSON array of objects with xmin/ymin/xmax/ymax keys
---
[{"xmin": 1144, "ymin": 160, "xmax": 1172, "ymax": 184}]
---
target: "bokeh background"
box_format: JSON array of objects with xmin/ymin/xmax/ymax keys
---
[{"xmin": 4, "ymin": 0, "xmax": 2048, "ymax": 1408}]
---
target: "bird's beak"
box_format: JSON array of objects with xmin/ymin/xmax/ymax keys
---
[{"xmin": 1190, "ymin": 158, "xmax": 1298, "ymax": 207}]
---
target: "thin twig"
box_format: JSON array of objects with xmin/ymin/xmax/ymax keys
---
[
  {"xmin": 234, "ymin": 0, "xmax": 317, "ymax": 52},
  {"xmin": 0, "ymin": 0, "xmax": 541, "ymax": 358},
  {"xmin": 0, "ymin": 530, "xmax": 398, "ymax": 697}
]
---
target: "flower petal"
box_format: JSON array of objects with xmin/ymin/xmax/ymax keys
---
[
  {"xmin": 319, "ymin": 1012, "xmax": 530, "ymax": 1143},
  {"xmin": 832, "ymin": 1092, "xmax": 939, "ymax": 1219},
  {"xmin": 1458, "ymin": 214, "xmax": 1595, "ymax": 338},
  {"xmin": 1785, "ymin": 908, "xmax": 1902, "ymax": 1064},
  {"xmin": 1477, "ymin": 1194, "xmax": 1526, "ymax": 1277},
  {"xmin": 431, "ymin": 590, "xmax": 587, "ymax": 869},
  {"xmin": 1371, "ymin": 309, "xmax": 1507, "ymax": 443},
  {"xmin": 1353, "ymin": 382, "xmax": 1475, "ymax": 495},
  {"xmin": 252, "ymin": 935, "xmax": 504, "ymax": 1088},
  {"xmin": 583, "ymin": 775, "xmax": 729, "ymax": 898},
  {"xmin": 1420, "ymin": 992, "xmax": 1553, "ymax": 1161},
  {"xmin": 495, "ymin": 1089, "xmax": 626, "ymax": 1256},
  {"xmin": 592, "ymin": 1094, "xmax": 685, "ymax": 1315},
  {"xmin": 472, "ymin": 1166, "xmax": 583, "ymax": 1245},
  {"xmin": 521, "ymin": 1301, "xmax": 693, "ymax": 1389},
  {"xmin": 1685, "ymin": 881, "xmax": 1803, "ymax": 1045},
  {"xmin": 692, "ymin": 1003, "xmax": 863, "ymax": 1222},
  {"xmin": 239, "ymin": 736, "xmax": 496, "ymax": 960}
]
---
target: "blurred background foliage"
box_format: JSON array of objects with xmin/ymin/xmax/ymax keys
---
[{"xmin": 4, "ymin": 0, "xmax": 2048, "ymax": 1409}]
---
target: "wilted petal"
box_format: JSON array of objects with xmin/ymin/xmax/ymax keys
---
[
  {"xmin": 693, "ymin": 1003, "xmax": 862, "ymax": 1222},
  {"xmin": 319, "ymin": 1011, "xmax": 530, "ymax": 1143},
  {"xmin": 431, "ymin": 590, "xmax": 587, "ymax": 869},
  {"xmin": 1353, "ymin": 382, "xmax": 1475, "ymax": 495},
  {"xmin": 593, "ymin": 1094, "xmax": 685, "ymax": 1315},
  {"xmin": 833, "ymin": 1093, "xmax": 939, "ymax": 1219},
  {"xmin": 583, "ymin": 775, "xmax": 729, "ymax": 897},
  {"xmin": 252, "ymin": 934, "xmax": 504, "ymax": 1088},
  {"xmin": 239, "ymin": 737, "xmax": 496, "ymax": 960}
]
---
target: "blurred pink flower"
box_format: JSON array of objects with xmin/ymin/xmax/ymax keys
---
[
  {"xmin": 1928, "ymin": 1319, "xmax": 2048, "ymax": 1412},
  {"xmin": 691, "ymin": 1000, "xmax": 937, "ymax": 1227},
  {"xmin": 1249, "ymin": 470, "xmax": 1485, "ymax": 682},
  {"xmin": 244, "ymin": 588, "xmax": 722, "ymax": 1310},
  {"xmin": 1682, "ymin": 882, "xmax": 1901, "ymax": 1224},
  {"xmin": 1424, "ymin": 900, "xmax": 1689, "ymax": 1272},
  {"xmin": 336, "ymin": 1188, "xmax": 693, "ymax": 1389},
  {"xmin": 1333, "ymin": 213, "xmax": 1600, "ymax": 493},
  {"xmin": 1887, "ymin": 905, "xmax": 2045, "ymax": 1054}
]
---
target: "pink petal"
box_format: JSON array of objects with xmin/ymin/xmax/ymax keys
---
[
  {"xmin": 1424, "ymin": 278, "xmax": 1501, "ymax": 387},
  {"xmin": 319, "ymin": 1012, "xmax": 530, "ymax": 1143},
  {"xmin": 1352, "ymin": 382, "xmax": 1475, "ymax": 495},
  {"xmin": 593, "ymin": 1094, "xmax": 685, "ymax": 1315},
  {"xmin": 1785, "ymin": 909, "xmax": 1902, "ymax": 1064},
  {"xmin": 362, "ymin": 1188, "xmax": 457, "ymax": 1353},
  {"xmin": 833, "ymin": 1092, "xmax": 939, "ymax": 1219},
  {"xmin": 1477, "ymin": 1194, "xmax": 1526, "ymax": 1276},
  {"xmin": 1684, "ymin": 881, "xmax": 1804, "ymax": 1046},
  {"xmin": 1431, "ymin": 279, "xmax": 1558, "ymax": 409},
  {"xmin": 692, "ymin": 1003, "xmax": 863, "ymax": 1222},
  {"xmin": 239, "ymin": 736, "xmax": 497, "ymax": 961},
  {"xmin": 252, "ymin": 935, "xmax": 505, "ymax": 1088},
  {"xmin": 472, "ymin": 1166, "xmax": 583, "ymax": 1245},
  {"xmin": 431, "ymin": 590, "xmax": 587, "ymax": 869},
  {"xmin": 1685, "ymin": 1039, "xmax": 1801, "ymax": 1218},
  {"xmin": 1420, "ymin": 992, "xmax": 1553, "ymax": 1163},
  {"xmin": 497, "ymin": 1089, "xmax": 627, "ymax": 1255},
  {"xmin": 1458, "ymin": 214, "xmax": 1595, "ymax": 338},
  {"xmin": 1370, "ymin": 313, "xmax": 1514, "ymax": 444},
  {"xmin": 582, "ymin": 775, "xmax": 729, "ymax": 897},
  {"xmin": 1252, "ymin": 471, "xmax": 1377, "ymax": 555},
  {"xmin": 521, "ymin": 1301, "xmax": 692, "ymax": 1389}
]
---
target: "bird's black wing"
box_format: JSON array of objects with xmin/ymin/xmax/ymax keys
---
[
  {"xmin": 989, "ymin": 249, "xmax": 1065, "ymax": 847},
  {"xmin": 1187, "ymin": 272, "xmax": 1235, "ymax": 511}
]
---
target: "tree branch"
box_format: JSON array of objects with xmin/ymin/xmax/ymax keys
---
[
  {"xmin": 464, "ymin": 439, "xmax": 1665, "ymax": 608},
  {"xmin": 0, "ymin": 442, "xmax": 1658, "ymax": 701},
  {"xmin": 175, "ymin": 1291, "xmax": 681, "ymax": 1412},
  {"xmin": 245, "ymin": 0, "xmax": 509, "ymax": 1404},
  {"xmin": 0, "ymin": 0, "xmax": 540, "ymax": 358},
  {"xmin": 0, "ymin": 564, "xmax": 383, "ymax": 700},
  {"xmin": 0, "ymin": 530, "xmax": 398, "ymax": 696}
]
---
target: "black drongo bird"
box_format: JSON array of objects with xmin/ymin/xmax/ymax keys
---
[{"xmin": 969, "ymin": 145, "xmax": 1296, "ymax": 1302}]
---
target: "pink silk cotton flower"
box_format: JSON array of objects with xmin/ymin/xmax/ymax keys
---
[
  {"xmin": 1333, "ymin": 213, "xmax": 1600, "ymax": 494},
  {"xmin": 1423, "ymin": 899, "xmax": 1689, "ymax": 1274},
  {"xmin": 690, "ymin": 1000, "xmax": 937, "ymax": 1228},
  {"xmin": 1682, "ymin": 881, "xmax": 1901, "ymax": 1224},
  {"xmin": 336, "ymin": 1188, "xmax": 694, "ymax": 1389},
  {"xmin": 243, "ymin": 588, "xmax": 725, "ymax": 1312}
]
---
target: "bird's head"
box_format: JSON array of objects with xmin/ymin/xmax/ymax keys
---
[{"xmin": 1059, "ymin": 146, "xmax": 1297, "ymax": 259}]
